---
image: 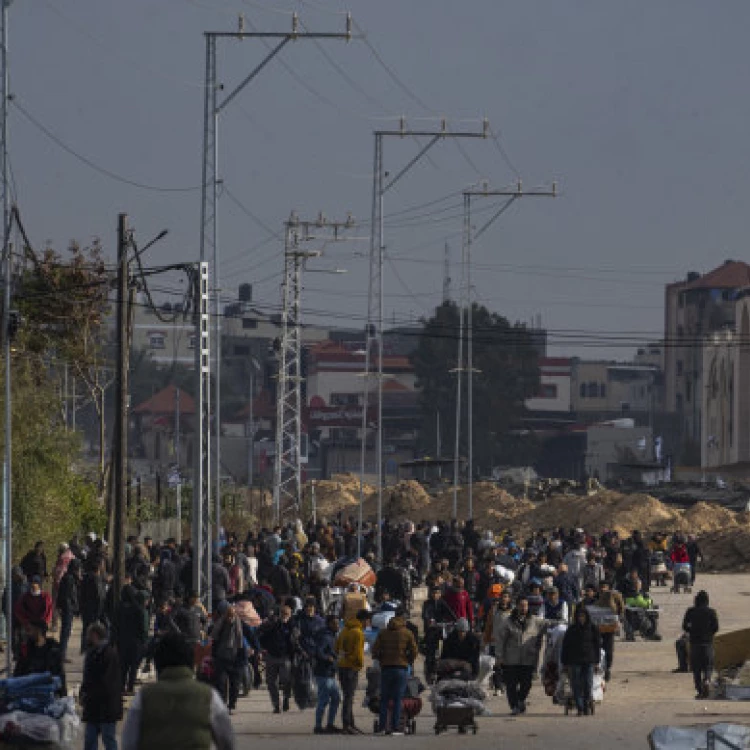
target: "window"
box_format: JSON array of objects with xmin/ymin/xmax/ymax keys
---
[
  {"xmin": 677, "ymin": 360, "xmax": 683, "ymax": 376},
  {"xmin": 676, "ymin": 393, "xmax": 684, "ymax": 411},
  {"xmin": 686, "ymin": 379, "xmax": 692, "ymax": 403},
  {"xmin": 539, "ymin": 384, "xmax": 558, "ymax": 399},
  {"xmin": 330, "ymin": 392, "xmax": 359, "ymax": 406},
  {"xmin": 242, "ymin": 318, "xmax": 258, "ymax": 329},
  {"xmin": 188, "ymin": 335, "xmax": 196, "ymax": 350},
  {"xmin": 148, "ymin": 332, "xmax": 166, "ymax": 350},
  {"xmin": 587, "ymin": 382, "xmax": 599, "ymax": 398},
  {"xmin": 600, "ymin": 383, "xmax": 607, "ymax": 398},
  {"xmin": 579, "ymin": 383, "xmax": 586, "ymax": 398}
]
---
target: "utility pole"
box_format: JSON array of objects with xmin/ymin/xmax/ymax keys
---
[
  {"xmin": 112, "ymin": 213, "xmax": 130, "ymax": 609},
  {"xmin": 360, "ymin": 118, "xmax": 489, "ymax": 561},
  {"xmin": 192, "ymin": 261, "xmax": 211, "ymax": 610},
  {"xmin": 1, "ymin": 0, "xmax": 11, "ymax": 674},
  {"xmin": 199, "ymin": 14, "xmax": 353, "ymax": 546},
  {"xmin": 274, "ymin": 213, "xmax": 351, "ymax": 521},
  {"xmin": 458, "ymin": 181, "xmax": 556, "ymax": 519},
  {"xmin": 442, "ymin": 242, "xmax": 451, "ymax": 303},
  {"xmin": 174, "ymin": 386, "xmax": 181, "ymax": 544}
]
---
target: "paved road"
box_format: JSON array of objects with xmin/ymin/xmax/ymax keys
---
[{"xmin": 66, "ymin": 573, "xmax": 750, "ymax": 750}]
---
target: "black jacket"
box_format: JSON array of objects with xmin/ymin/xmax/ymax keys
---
[
  {"xmin": 56, "ymin": 571, "xmax": 79, "ymax": 616},
  {"xmin": 81, "ymin": 643, "xmax": 122, "ymax": 724},
  {"xmin": 15, "ymin": 637, "xmax": 67, "ymax": 695},
  {"xmin": 20, "ymin": 550, "xmax": 47, "ymax": 580},
  {"xmin": 682, "ymin": 605, "xmax": 719, "ymax": 645},
  {"xmin": 80, "ymin": 572, "xmax": 106, "ymax": 623},
  {"xmin": 173, "ymin": 604, "xmax": 206, "ymax": 642},
  {"xmin": 561, "ymin": 621, "xmax": 601, "ymax": 666},
  {"xmin": 211, "ymin": 562, "xmax": 231, "ymax": 603},
  {"xmin": 440, "ymin": 630, "xmax": 480, "ymax": 677},
  {"xmin": 258, "ymin": 617, "xmax": 298, "ymax": 659}
]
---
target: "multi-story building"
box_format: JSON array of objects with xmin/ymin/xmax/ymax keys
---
[
  {"xmin": 525, "ymin": 357, "xmax": 572, "ymax": 413},
  {"xmin": 664, "ymin": 260, "xmax": 750, "ymax": 457},
  {"xmin": 570, "ymin": 360, "xmax": 661, "ymax": 417}
]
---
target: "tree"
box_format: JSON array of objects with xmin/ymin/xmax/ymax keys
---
[
  {"xmin": 411, "ymin": 301, "xmax": 541, "ymax": 475},
  {"xmin": 17, "ymin": 240, "xmax": 112, "ymax": 490}
]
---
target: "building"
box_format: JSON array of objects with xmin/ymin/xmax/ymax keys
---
[
  {"xmin": 305, "ymin": 339, "xmax": 419, "ymax": 478},
  {"xmin": 585, "ymin": 421, "xmax": 656, "ymax": 483},
  {"xmin": 525, "ymin": 357, "xmax": 572, "ymax": 413},
  {"xmin": 701, "ymin": 329, "xmax": 735, "ymax": 469},
  {"xmin": 664, "ymin": 260, "xmax": 750, "ymax": 457},
  {"xmin": 570, "ymin": 360, "xmax": 661, "ymax": 418}
]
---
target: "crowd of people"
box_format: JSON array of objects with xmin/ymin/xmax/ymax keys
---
[{"xmin": 0, "ymin": 519, "xmax": 717, "ymax": 747}]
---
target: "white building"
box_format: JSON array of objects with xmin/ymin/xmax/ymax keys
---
[{"xmin": 525, "ymin": 357, "xmax": 572, "ymax": 412}]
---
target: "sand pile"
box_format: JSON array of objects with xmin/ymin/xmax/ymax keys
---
[
  {"xmin": 311, "ymin": 473, "xmax": 375, "ymax": 517},
  {"xmin": 383, "ymin": 480, "xmax": 432, "ymax": 518},
  {"xmin": 699, "ymin": 524, "xmax": 750, "ymax": 571},
  {"xmin": 680, "ymin": 502, "xmax": 739, "ymax": 533},
  {"xmin": 432, "ymin": 483, "xmax": 534, "ymax": 528}
]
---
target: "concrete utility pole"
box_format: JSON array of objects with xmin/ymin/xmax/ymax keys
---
[
  {"xmin": 112, "ymin": 213, "xmax": 130, "ymax": 609},
  {"xmin": 174, "ymin": 386, "xmax": 182, "ymax": 544},
  {"xmin": 1, "ymin": 0, "xmax": 11, "ymax": 674},
  {"xmin": 457, "ymin": 181, "xmax": 556, "ymax": 520},
  {"xmin": 359, "ymin": 118, "xmax": 489, "ymax": 561},
  {"xmin": 198, "ymin": 14, "xmax": 353, "ymax": 547},
  {"xmin": 274, "ymin": 213, "xmax": 351, "ymax": 521}
]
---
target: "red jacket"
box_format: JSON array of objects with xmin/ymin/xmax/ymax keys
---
[
  {"xmin": 444, "ymin": 588, "xmax": 474, "ymax": 625},
  {"xmin": 670, "ymin": 545, "xmax": 690, "ymax": 564},
  {"xmin": 14, "ymin": 591, "xmax": 53, "ymax": 627}
]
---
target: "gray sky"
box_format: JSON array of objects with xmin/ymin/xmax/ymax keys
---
[{"xmin": 9, "ymin": 0, "xmax": 750, "ymax": 358}]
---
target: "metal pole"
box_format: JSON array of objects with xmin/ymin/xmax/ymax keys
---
[
  {"xmin": 311, "ymin": 481, "xmax": 317, "ymax": 526},
  {"xmin": 436, "ymin": 409, "xmax": 441, "ymax": 479},
  {"xmin": 452, "ymin": 243, "xmax": 465, "ymax": 520},
  {"xmin": 175, "ymin": 386, "xmax": 182, "ymax": 544},
  {"xmin": 293, "ymin": 257, "xmax": 303, "ymax": 510},
  {"xmin": 211, "ymin": 41, "xmax": 222, "ymax": 548},
  {"xmin": 113, "ymin": 213, "xmax": 129, "ymax": 611},
  {"xmin": 375, "ymin": 134, "xmax": 384, "ymax": 564},
  {"xmin": 466, "ymin": 193, "xmax": 474, "ymax": 520},
  {"xmin": 247, "ymin": 371, "xmax": 254, "ymax": 489},
  {"xmin": 1, "ymin": 0, "xmax": 11, "ymax": 673}
]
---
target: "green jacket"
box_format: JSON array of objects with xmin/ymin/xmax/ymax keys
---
[{"xmin": 138, "ymin": 666, "xmax": 213, "ymax": 750}]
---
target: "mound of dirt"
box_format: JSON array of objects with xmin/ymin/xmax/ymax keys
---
[
  {"xmin": 699, "ymin": 524, "xmax": 750, "ymax": 571},
  {"xmin": 310, "ymin": 474, "xmax": 375, "ymax": 517},
  {"xmin": 680, "ymin": 502, "xmax": 739, "ymax": 533}
]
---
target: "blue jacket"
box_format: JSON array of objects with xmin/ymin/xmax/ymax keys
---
[
  {"xmin": 296, "ymin": 613, "xmax": 325, "ymax": 659},
  {"xmin": 313, "ymin": 628, "xmax": 337, "ymax": 678}
]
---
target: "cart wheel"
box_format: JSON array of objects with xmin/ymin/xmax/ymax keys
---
[
  {"xmin": 472, "ymin": 726, "xmax": 478, "ymax": 735},
  {"xmin": 434, "ymin": 727, "xmax": 440, "ymax": 735},
  {"xmin": 411, "ymin": 719, "xmax": 417, "ymax": 734},
  {"xmin": 564, "ymin": 704, "xmax": 570, "ymax": 715},
  {"xmin": 590, "ymin": 702, "xmax": 595, "ymax": 716},
  {"xmin": 374, "ymin": 720, "xmax": 379, "ymax": 733}
]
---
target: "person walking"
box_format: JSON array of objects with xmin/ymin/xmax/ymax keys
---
[
  {"xmin": 258, "ymin": 603, "xmax": 298, "ymax": 713},
  {"xmin": 371, "ymin": 607, "xmax": 417, "ymax": 736},
  {"xmin": 494, "ymin": 597, "xmax": 547, "ymax": 716},
  {"xmin": 335, "ymin": 609, "xmax": 370, "ymax": 734},
  {"xmin": 121, "ymin": 632, "xmax": 235, "ymax": 750},
  {"xmin": 81, "ymin": 623, "xmax": 122, "ymax": 750},
  {"xmin": 211, "ymin": 602, "xmax": 245, "ymax": 713},
  {"xmin": 560, "ymin": 606, "xmax": 601, "ymax": 716},
  {"xmin": 597, "ymin": 579, "xmax": 624, "ymax": 681},
  {"xmin": 117, "ymin": 576, "xmax": 150, "ymax": 695},
  {"xmin": 682, "ymin": 590, "xmax": 719, "ymax": 699},
  {"xmin": 56, "ymin": 558, "xmax": 81, "ymax": 662},
  {"xmin": 313, "ymin": 615, "xmax": 341, "ymax": 734}
]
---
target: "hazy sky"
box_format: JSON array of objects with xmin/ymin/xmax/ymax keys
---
[{"xmin": 9, "ymin": 1, "xmax": 750, "ymax": 358}]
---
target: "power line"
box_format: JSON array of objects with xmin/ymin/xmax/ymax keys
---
[{"xmin": 12, "ymin": 99, "xmax": 201, "ymax": 193}]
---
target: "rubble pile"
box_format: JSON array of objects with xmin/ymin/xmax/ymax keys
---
[{"xmin": 301, "ymin": 475, "xmax": 750, "ymax": 570}]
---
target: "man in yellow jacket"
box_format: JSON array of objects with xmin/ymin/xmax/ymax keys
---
[{"xmin": 335, "ymin": 609, "xmax": 371, "ymax": 734}]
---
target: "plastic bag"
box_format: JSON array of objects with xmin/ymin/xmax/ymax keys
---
[
  {"xmin": 0, "ymin": 710, "xmax": 61, "ymax": 744},
  {"xmin": 292, "ymin": 654, "xmax": 317, "ymax": 710}
]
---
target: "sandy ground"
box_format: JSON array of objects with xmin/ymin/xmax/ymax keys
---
[{"xmin": 63, "ymin": 573, "xmax": 750, "ymax": 750}]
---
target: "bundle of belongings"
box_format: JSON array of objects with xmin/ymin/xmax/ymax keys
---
[
  {"xmin": 0, "ymin": 673, "xmax": 80, "ymax": 748},
  {"xmin": 430, "ymin": 679, "xmax": 489, "ymax": 716}
]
